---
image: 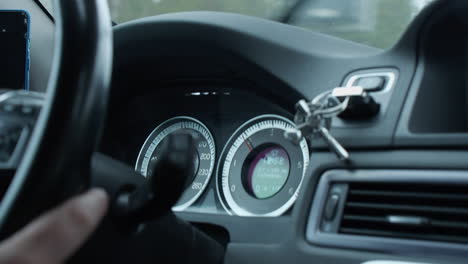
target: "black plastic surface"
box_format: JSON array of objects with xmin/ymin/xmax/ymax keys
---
[
  {"xmin": 112, "ymin": 11, "xmax": 417, "ymax": 149},
  {"xmin": 395, "ymin": 0, "xmax": 468, "ymax": 146},
  {"xmin": 181, "ymin": 150, "xmax": 468, "ymax": 264},
  {"xmin": 101, "ymin": 0, "xmax": 468, "ymax": 263},
  {"xmin": 6, "ymin": 0, "xmax": 468, "ymax": 262}
]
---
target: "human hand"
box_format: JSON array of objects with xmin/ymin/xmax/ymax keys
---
[{"xmin": 0, "ymin": 188, "xmax": 109, "ymax": 263}]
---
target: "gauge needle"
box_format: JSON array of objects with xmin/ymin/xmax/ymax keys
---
[{"xmin": 244, "ymin": 138, "xmax": 254, "ymax": 152}]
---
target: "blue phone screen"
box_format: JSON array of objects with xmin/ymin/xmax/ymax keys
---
[{"xmin": 0, "ymin": 11, "xmax": 29, "ymax": 90}]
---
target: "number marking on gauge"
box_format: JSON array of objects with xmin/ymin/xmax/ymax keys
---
[
  {"xmin": 135, "ymin": 117, "xmax": 216, "ymax": 211},
  {"xmin": 217, "ymin": 115, "xmax": 309, "ymax": 217}
]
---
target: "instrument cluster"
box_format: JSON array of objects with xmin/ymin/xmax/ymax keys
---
[{"xmin": 135, "ymin": 114, "xmax": 310, "ymax": 217}]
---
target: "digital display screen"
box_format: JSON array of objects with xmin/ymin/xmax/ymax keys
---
[
  {"xmin": 247, "ymin": 146, "xmax": 290, "ymax": 199},
  {"xmin": 0, "ymin": 11, "xmax": 29, "ymax": 90}
]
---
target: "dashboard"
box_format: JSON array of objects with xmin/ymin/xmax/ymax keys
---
[
  {"xmin": 94, "ymin": 1, "xmax": 468, "ymax": 263},
  {"xmin": 102, "ymin": 84, "xmax": 309, "ymax": 217},
  {"xmin": 5, "ymin": 0, "xmax": 468, "ymax": 263}
]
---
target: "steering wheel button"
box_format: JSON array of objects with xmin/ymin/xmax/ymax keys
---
[
  {"xmin": 0, "ymin": 136, "xmax": 14, "ymax": 162},
  {"xmin": 2, "ymin": 104, "xmax": 15, "ymax": 113},
  {"xmin": 21, "ymin": 105, "xmax": 33, "ymax": 114}
]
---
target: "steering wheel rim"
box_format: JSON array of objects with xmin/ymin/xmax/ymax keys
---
[{"xmin": 0, "ymin": 0, "xmax": 113, "ymax": 237}]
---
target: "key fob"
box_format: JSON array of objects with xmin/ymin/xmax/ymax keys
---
[{"xmin": 338, "ymin": 94, "xmax": 380, "ymax": 120}]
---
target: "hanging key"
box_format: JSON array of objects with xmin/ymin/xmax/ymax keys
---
[
  {"xmin": 285, "ymin": 86, "xmax": 367, "ymax": 161},
  {"xmin": 284, "ymin": 99, "xmax": 321, "ymax": 144},
  {"xmin": 315, "ymin": 123, "xmax": 349, "ymax": 160}
]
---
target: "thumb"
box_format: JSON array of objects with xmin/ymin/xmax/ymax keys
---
[{"xmin": 0, "ymin": 188, "xmax": 109, "ymax": 264}]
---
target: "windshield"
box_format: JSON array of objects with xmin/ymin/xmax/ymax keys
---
[{"xmin": 39, "ymin": 0, "xmax": 435, "ymax": 49}]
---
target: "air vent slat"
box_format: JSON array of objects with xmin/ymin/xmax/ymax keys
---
[
  {"xmin": 349, "ymin": 189, "xmax": 468, "ymax": 200},
  {"xmin": 430, "ymin": 220, "xmax": 468, "ymax": 229},
  {"xmin": 342, "ymin": 214, "xmax": 386, "ymax": 223},
  {"xmin": 339, "ymin": 182, "xmax": 468, "ymax": 244},
  {"xmin": 346, "ymin": 202, "xmax": 468, "ymax": 215},
  {"xmin": 340, "ymin": 227, "xmax": 468, "ymax": 244}
]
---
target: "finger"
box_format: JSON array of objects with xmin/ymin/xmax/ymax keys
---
[{"xmin": 0, "ymin": 188, "xmax": 109, "ymax": 264}]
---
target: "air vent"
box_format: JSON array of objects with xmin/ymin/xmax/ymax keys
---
[{"xmin": 340, "ymin": 182, "xmax": 468, "ymax": 244}]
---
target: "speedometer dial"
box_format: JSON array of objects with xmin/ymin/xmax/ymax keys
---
[
  {"xmin": 217, "ymin": 115, "xmax": 309, "ymax": 217},
  {"xmin": 135, "ymin": 117, "xmax": 215, "ymax": 211}
]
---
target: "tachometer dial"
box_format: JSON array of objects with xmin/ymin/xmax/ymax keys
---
[
  {"xmin": 135, "ymin": 117, "xmax": 215, "ymax": 211},
  {"xmin": 217, "ymin": 115, "xmax": 309, "ymax": 217}
]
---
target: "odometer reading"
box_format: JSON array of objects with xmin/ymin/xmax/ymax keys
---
[
  {"xmin": 247, "ymin": 146, "xmax": 290, "ymax": 199},
  {"xmin": 135, "ymin": 117, "xmax": 215, "ymax": 211},
  {"xmin": 217, "ymin": 115, "xmax": 309, "ymax": 217}
]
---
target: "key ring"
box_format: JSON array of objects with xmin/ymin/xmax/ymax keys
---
[
  {"xmin": 310, "ymin": 90, "xmax": 350, "ymax": 118},
  {"xmin": 285, "ymin": 86, "xmax": 366, "ymax": 161}
]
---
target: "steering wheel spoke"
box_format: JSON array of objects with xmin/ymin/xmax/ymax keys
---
[
  {"xmin": 0, "ymin": 90, "xmax": 43, "ymax": 171},
  {"xmin": 0, "ymin": 0, "xmax": 115, "ymax": 243}
]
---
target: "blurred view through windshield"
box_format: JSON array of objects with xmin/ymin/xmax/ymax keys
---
[{"xmin": 40, "ymin": 0, "xmax": 435, "ymax": 49}]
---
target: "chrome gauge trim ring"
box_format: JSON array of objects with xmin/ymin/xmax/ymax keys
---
[
  {"xmin": 135, "ymin": 116, "xmax": 216, "ymax": 212},
  {"xmin": 216, "ymin": 114, "xmax": 309, "ymax": 217}
]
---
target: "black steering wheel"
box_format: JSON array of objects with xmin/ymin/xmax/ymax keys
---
[
  {"xmin": 0, "ymin": 1, "xmax": 224, "ymax": 263},
  {"xmin": 0, "ymin": 0, "xmax": 112, "ymax": 237}
]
